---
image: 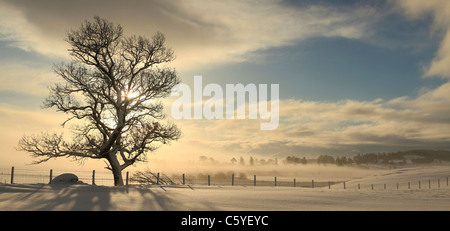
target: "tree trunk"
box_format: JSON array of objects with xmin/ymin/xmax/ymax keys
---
[{"xmin": 107, "ymin": 153, "xmax": 124, "ymax": 186}]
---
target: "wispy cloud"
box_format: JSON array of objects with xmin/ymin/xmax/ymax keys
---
[
  {"xmin": 393, "ymin": 0, "xmax": 450, "ymax": 79},
  {"xmin": 3, "ymin": 81, "xmax": 450, "ymax": 165},
  {"xmin": 0, "ymin": 2, "xmax": 68, "ymax": 58},
  {"xmin": 0, "ymin": 0, "xmax": 381, "ymax": 71},
  {"xmin": 1, "ymin": 0, "xmax": 450, "ymax": 165},
  {"xmin": 0, "ymin": 63, "xmax": 57, "ymax": 95},
  {"xmin": 161, "ymin": 81, "xmax": 450, "ymax": 160}
]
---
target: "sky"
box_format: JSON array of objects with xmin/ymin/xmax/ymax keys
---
[{"xmin": 1, "ymin": 0, "xmax": 450, "ymax": 170}]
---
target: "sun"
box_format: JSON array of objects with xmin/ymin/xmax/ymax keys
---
[
  {"xmin": 124, "ymin": 90, "xmax": 140, "ymax": 99},
  {"xmin": 123, "ymin": 90, "xmax": 155, "ymax": 104}
]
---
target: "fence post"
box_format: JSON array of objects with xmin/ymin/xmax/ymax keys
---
[
  {"xmin": 384, "ymin": 184, "xmax": 386, "ymax": 190},
  {"xmin": 447, "ymin": 177, "xmax": 448, "ymax": 186},
  {"xmin": 182, "ymin": 173, "xmax": 185, "ymax": 185},
  {"xmin": 232, "ymin": 174, "xmax": 234, "ymax": 186},
  {"xmin": 358, "ymin": 183, "xmax": 360, "ymax": 190},
  {"xmin": 408, "ymin": 182, "xmax": 410, "ymax": 189},
  {"xmin": 312, "ymin": 180, "xmax": 314, "ymax": 188},
  {"xmin": 254, "ymin": 175, "xmax": 256, "ymax": 186},
  {"xmin": 92, "ymin": 170, "xmax": 95, "ymax": 185},
  {"xmin": 429, "ymin": 179, "xmax": 431, "ymax": 189},
  {"xmin": 208, "ymin": 175, "xmax": 210, "ymax": 186},
  {"xmin": 125, "ymin": 171, "xmax": 129, "ymax": 186},
  {"xmin": 328, "ymin": 181, "xmax": 331, "ymax": 189},
  {"xmin": 10, "ymin": 166, "xmax": 14, "ymax": 184},
  {"xmin": 157, "ymin": 173, "xmax": 160, "ymax": 185},
  {"xmin": 397, "ymin": 183, "xmax": 399, "ymax": 190},
  {"xmin": 294, "ymin": 178, "xmax": 296, "ymax": 188},
  {"xmin": 419, "ymin": 181, "xmax": 421, "ymax": 189},
  {"xmin": 274, "ymin": 177, "xmax": 277, "ymax": 186},
  {"xmin": 438, "ymin": 178, "xmax": 440, "ymax": 188},
  {"xmin": 371, "ymin": 184, "xmax": 373, "ymax": 190},
  {"xmin": 49, "ymin": 169, "xmax": 53, "ymax": 184},
  {"xmin": 343, "ymin": 182, "xmax": 346, "ymax": 189}
]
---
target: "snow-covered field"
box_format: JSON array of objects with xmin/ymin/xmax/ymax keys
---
[{"xmin": 1, "ymin": 165, "xmax": 450, "ymax": 211}]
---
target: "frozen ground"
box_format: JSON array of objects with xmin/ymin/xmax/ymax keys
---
[{"xmin": 1, "ymin": 165, "xmax": 450, "ymax": 211}]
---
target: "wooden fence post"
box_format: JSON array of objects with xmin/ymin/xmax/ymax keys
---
[
  {"xmin": 358, "ymin": 183, "xmax": 360, "ymax": 190},
  {"xmin": 438, "ymin": 178, "xmax": 440, "ymax": 188},
  {"xmin": 232, "ymin": 174, "xmax": 234, "ymax": 186},
  {"xmin": 125, "ymin": 171, "xmax": 129, "ymax": 186},
  {"xmin": 157, "ymin": 173, "xmax": 160, "ymax": 185},
  {"xmin": 254, "ymin": 175, "xmax": 256, "ymax": 186},
  {"xmin": 419, "ymin": 180, "xmax": 421, "ymax": 189},
  {"xmin": 208, "ymin": 175, "xmax": 210, "ymax": 186},
  {"xmin": 274, "ymin": 177, "xmax": 277, "ymax": 186},
  {"xmin": 183, "ymin": 173, "xmax": 185, "ymax": 185},
  {"xmin": 294, "ymin": 178, "xmax": 296, "ymax": 188},
  {"xmin": 49, "ymin": 169, "xmax": 53, "ymax": 184},
  {"xmin": 429, "ymin": 179, "xmax": 431, "ymax": 189},
  {"xmin": 92, "ymin": 170, "xmax": 95, "ymax": 185},
  {"xmin": 328, "ymin": 181, "xmax": 331, "ymax": 189},
  {"xmin": 371, "ymin": 184, "xmax": 373, "ymax": 190},
  {"xmin": 384, "ymin": 184, "xmax": 386, "ymax": 190},
  {"xmin": 408, "ymin": 182, "xmax": 410, "ymax": 189},
  {"xmin": 312, "ymin": 180, "xmax": 314, "ymax": 188},
  {"xmin": 10, "ymin": 166, "xmax": 14, "ymax": 184}
]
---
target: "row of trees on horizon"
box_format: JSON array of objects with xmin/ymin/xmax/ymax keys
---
[{"xmin": 199, "ymin": 149, "xmax": 450, "ymax": 167}]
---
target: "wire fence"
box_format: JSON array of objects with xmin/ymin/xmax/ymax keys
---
[
  {"xmin": 178, "ymin": 174, "xmax": 338, "ymax": 188},
  {"xmin": 0, "ymin": 167, "xmax": 117, "ymax": 186},
  {"xmin": 1, "ymin": 166, "xmax": 449, "ymax": 190},
  {"xmin": 341, "ymin": 178, "xmax": 450, "ymax": 190},
  {"xmin": 0, "ymin": 167, "xmax": 341, "ymax": 187}
]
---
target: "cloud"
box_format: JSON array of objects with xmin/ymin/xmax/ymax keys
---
[
  {"xmin": 166, "ymin": 82, "xmax": 450, "ymax": 158},
  {"xmin": 0, "ymin": 2, "xmax": 68, "ymax": 58},
  {"xmin": 2, "ymin": 0, "xmax": 450, "ymax": 163},
  {"xmin": 393, "ymin": 0, "xmax": 450, "ymax": 78},
  {"xmin": 5, "ymin": 85, "xmax": 448, "ymax": 165},
  {"xmin": 0, "ymin": 0, "xmax": 380, "ymax": 72},
  {"xmin": 0, "ymin": 63, "xmax": 58, "ymax": 96}
]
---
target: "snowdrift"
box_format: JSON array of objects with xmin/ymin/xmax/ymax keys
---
[{"xmin": 1, "ymin": 165, "xmax": 449, "ymax": 211}]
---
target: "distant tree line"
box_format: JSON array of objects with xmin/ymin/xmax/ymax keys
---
[
  {"xmin": 285, "ymin": 156, "xmax": 307, "ymax": 165},
  {"xmin": 284, "ymin": 150, "xmax": 450, "ymax": 166},
  {"xmin": 351, "ymin": 150, "xmax": 450, "ymax": 164},
  {"xmin": 204, "ymin": 150, "xmax": 450, "ymax": 167},
  {"xmin": 229, "ymin": 156, "xmax": 279, "ymax": 166},
  {"xmin": 284, "ymin": 155, "xmax": 354, "ymax": 166}
]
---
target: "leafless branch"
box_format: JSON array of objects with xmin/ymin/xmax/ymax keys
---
[{"xmin": 17, "ymin": 16, "xmax": 180, "ymax": 186}]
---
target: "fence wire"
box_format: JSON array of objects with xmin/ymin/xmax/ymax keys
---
[
  {"xmin": 0, "ymin": 167, "xmax": 116, "ymax": 186},
  {"xmin": 1, "ymin": 167, "xmax": 449, "ymax": 190}
]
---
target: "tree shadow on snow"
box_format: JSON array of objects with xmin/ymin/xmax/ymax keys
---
[
  {"xmin": 0, "ymin": 183, "xmax": 114, "ymax": 210},
  {"xmin": 0, "ymin": 183, "xmax": 217, "ymax": 211}
]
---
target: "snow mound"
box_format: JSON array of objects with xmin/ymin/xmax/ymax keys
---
[{"xmin": 51, "ymin": 173, "xmax": 79, "ymax": 184}]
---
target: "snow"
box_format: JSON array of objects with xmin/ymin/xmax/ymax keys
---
[{"xmin": 1, "ymin": 165, "xmax": 450, "ymax": 211}]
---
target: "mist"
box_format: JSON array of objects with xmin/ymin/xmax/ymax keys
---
[{"xmin": 143, "ymin": 156, "xmax": 386, "ymax": 184}]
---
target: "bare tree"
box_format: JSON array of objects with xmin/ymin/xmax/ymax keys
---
[{"xmin": 17, "ymin": 16, "xmax": 181, "ymax": 186}]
